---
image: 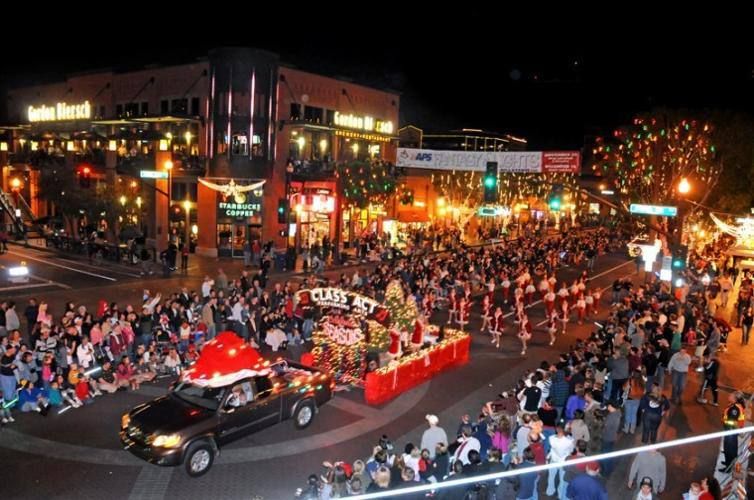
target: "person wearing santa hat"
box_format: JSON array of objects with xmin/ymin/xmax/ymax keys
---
[
  {"xmin": 547, "ymin": 312, "xmax": 559, "ymax": 346},
  {"xmin": 539, "ymin": 275, "xmax": 551, "ymax": 300},
  {"xmin": 575, "ymin": 294, "xmax": 586, "ymax": 325},
  {"xmin": 525, "ymin": 281, "xmax": 536, "ymax": 308},
  {"xmin": 545, "ymin": 288, "xmax": 556, "ymax": 317},
  {"xmin": 423, "ymin": 290, "xmax": 435, "ymax": 316},
  {"xmin": 486, "ymin": 277, "xmax": 496, "ymax": 303},
  {"xmin": 480, "ymin": 295, "xmax": 493, "ymax": 333},
  {"xmin": 501, "ymin": 274, "xmax": 511, "ymax": 305},
  {"xmin": 557, "ymin": 282, "xmax": 570, "ymax": 309},
  {"xmin": 447, "ymin": 289, "xmax": 458, "ymax": 326},
  {"xmin": 490, "ymin": 306, "xmax": 504, "ymax": 349},
  {"xmin": 518, "ymin": 314, "xmax": 532, "ymax": 356},
  {"xmin": 569, "ymin": 279, "xmax": 580, "ymax": 306},
  {"xmin": 559, "ymin": 300, "xmax": 569, "ymax": 335},
  {"xmin": 411, "ymin": 318, "xmax": 427, "ymax": 347},
  {"xmin": 548, "ymin": 272, "xmax": 558, "ymax": 293},
  {"xmin": 584, "ymin": 290, "xmax": 594, "ymax": 317},
  {"xmin": 456, "ymin": 297, "xmax": 470, "ymax": 331},
  {"xmin": 513, "ymin": 284, "xmax": 524, "ymax": 311},
  {"xmin": 388, "ymin": 328, "xmax": 402, "ymax": 359},
  {"xmin": 591, "ymin": 288, "xmax": 601, "ymax": 315}
]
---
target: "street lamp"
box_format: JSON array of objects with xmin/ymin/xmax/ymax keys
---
[
  {"xmin": 119, "ymin": 195, "xmax": 127, "ymax": 207},
  {"xmin": 285, "ymin": 162, "xmax": 295, "ymax": 267},
  {"xmin": 164, "ymin": 160, "xmax": 173, "ymax": 245},
  {"xmin": 678, "ymin": 177, "xmax": 691, "ymax": 195},
  {"xmin": 183, "ymin": 199, "xmax": 191, "ymax": 250}
]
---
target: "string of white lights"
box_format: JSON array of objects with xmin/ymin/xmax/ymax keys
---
[{"xmin": 349, "ymin": 426, "xmax": 754, "ymax": 499}]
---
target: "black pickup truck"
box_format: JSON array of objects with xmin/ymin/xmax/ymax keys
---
[{"xmin": 120, "ymin": 360, "xmax": 334, "ymax": 477}]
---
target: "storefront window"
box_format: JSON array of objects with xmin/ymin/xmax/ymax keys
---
[
  {"xmin": 171, "ymin": 98, "xmax": 188, "ymax": 115},
  {"xmin": 290, "ymin": 103, "xmax": 302, "ymax": 120},
  {"xmin": 251, "ymin": 134, "xmax": 263, "ymax": 157},
  {"xmin": 217, "ymin": 223, "xmax": 232, "ymax": 250},
  {"xmin": 232, "ymin": 133, "xmax": 248, "ymax": 156},
  {"xmin": 312, "ymin": 134, "xmax": 331, "ymax": 161},
  {"xmin": 304, "ymin": 106, "xmax": 323, "ymax": 124},
  {"xmin": 217, "ymin": 134, "xmax": 228, "ymax": 155}
]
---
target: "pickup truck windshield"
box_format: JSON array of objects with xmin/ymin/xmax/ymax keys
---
[{"xmin": 171, "ymin": 381, "xmax": 224, "ymax": 411}]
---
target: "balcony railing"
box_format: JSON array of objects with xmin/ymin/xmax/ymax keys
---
[{"xmin": 289, "ymin": 159, "xmax": 335, "ymax": 179}]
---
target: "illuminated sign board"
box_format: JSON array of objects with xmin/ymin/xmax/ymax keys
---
[
  {"xmin": 218, "ymin": 201, "xmax": 261, "ymax": 218},
  {"xmin": 629, "ymin": 204, "xmax": 678, "ymax": 217},
  {"xmin": 334, "ymin": 111, "xmax": 394, "ymax": 135},
  {"xmin": 140, "ymin": 170, "xmax": 169, "ymax": 179},
  {"xmin": 298, "ymin": 287, "xmax": 379, "ymax": 316},
  {"xmin": 478, "ymin": 206, "xmax": 510, "ymax": 217},
  {"xmin": 28, "ymin": 100, "xmax": 92, "ymax": 122}
]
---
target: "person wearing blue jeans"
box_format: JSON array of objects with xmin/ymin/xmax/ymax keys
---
[
  {"xmin": 546, "ymin": 425, "xmax": 574, "ymax": 497},
  {"xmin": 668, "ymin": 348, "xmax": 692, "ymax": 404},
  {"xmin": 514, "ymin": 448, "xmax": 540, "ymax": 500},
  {"xmin": 600, "ymin": 400, "xmax": 622, "ymax": 476}
]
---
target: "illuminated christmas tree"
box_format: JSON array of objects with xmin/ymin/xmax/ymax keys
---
[{"xmin": 384, "ymin": 281, "xmax": 420, "ymax": 334}]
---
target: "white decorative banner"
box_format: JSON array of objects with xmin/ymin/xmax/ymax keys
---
[{"xmin": 396, "ymin": 148, "xmax": 580, "ymax": 174}]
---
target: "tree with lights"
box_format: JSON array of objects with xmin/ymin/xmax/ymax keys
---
[
  {"xmin": 591, "ymin": 111, "xmax": 721, "ymax": 208},
  {"xmin": 335, "ymin": 159, "xmax": 399, "ymax": 209},
  {"xmin": 384, "ymin": 280, "xmax": 420, "ymax": 339},
  {"xmin": 432, "ymin": 170, "xmax": 579, "ymax": 207}
]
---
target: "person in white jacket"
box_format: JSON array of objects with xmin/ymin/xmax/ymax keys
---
[
  {"xmin": 546, "ymin": 423, "xmax": 575, "ymax": 497},
  {"xmin": 76, "ymin": 336, "xmax": 95, "ymax": 369}
]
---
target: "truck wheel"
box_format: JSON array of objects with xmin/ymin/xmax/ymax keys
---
[
  {"xmin": 184, "ymin": 440, "xmax": 214, "ymax": 477},
  {"xmin": 293, "ymin": 399, "xmax": 315, "ymax": 429}
]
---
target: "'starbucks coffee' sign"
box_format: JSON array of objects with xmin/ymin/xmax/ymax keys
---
[{"xmin": 217, "ymin": 194, "xmax": 262, "ymax": 220}]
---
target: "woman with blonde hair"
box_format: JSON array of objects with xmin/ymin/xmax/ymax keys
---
[{"xmin": 366, "ymin": 466, "xmax": 391, "ymax": 493}]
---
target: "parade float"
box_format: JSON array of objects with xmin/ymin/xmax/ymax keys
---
[{"xmin": 296, "ymin": 281, "xmax": 470, "ymax": 405}]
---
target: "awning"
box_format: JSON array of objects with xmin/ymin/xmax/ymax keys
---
[
  {"xmin": 133, "ymin": 115, "xmax": 201, "ymax": 123},
  {"xmin": 397, "ymin": 211, "xmax": 430, "ymax": 223}
]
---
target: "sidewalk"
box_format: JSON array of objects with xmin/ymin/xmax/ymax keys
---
[{"xmin": 597, "ymin": 293, "xmax": 754, "ymax": 498}]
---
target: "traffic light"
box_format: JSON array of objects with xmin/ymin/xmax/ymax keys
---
[
  {"xmin": 671, "ymin": 244, "xmax": 688, "ymax": 270},
  {"xmin": 549, "ymin": 183, "xmax": 563, "ymax": 211},
  {"xmin": 277, "ymin": 198, "xmax": 289, "ymax": 224},
  {"xmin": 483, "ymin": 162, "xmax": 498, "ymax": 203},
  {"xmin": 78, "ymin": 165, "xmax": 92, "ymax": 188},
  {"xmin": 671, "ymin": 244, "xmax": 688, "ymax": 288}
]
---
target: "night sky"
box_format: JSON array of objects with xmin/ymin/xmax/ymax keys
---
[{"xmin": 2, "ymin": 13, "xmax": 752, "ymax": 150}]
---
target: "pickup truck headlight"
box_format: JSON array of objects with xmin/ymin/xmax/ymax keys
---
[
  {"xmin": 152, "ymin": 434, "xmax": 182, "ymax": 448},
  {"xmin": 121, "ymin": 413, "xmax": 130, "ymax": 429}
]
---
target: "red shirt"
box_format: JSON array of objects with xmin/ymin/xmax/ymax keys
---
[
  {"xmin": 75, "ymin": 380, "xmax": 90, "ymax": 401},
  {"xmin": 117, "ymin": 362, "xmax": 134, "ymax": 381}
]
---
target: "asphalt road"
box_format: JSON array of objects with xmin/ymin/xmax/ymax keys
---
[{"xmin": 0, "ymin": 251, "xmax": 744, "ymax": 499}]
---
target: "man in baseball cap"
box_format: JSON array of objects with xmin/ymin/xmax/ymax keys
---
[
  {"xmin": 637, "ymin": 476, "xmax": 655, "ymax": 499},
  {"xmin": 421, "ymin": 414, "xmax": 447, "ymax": 459}
]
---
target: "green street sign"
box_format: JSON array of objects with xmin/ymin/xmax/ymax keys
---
[
  {"xmin": 140, "ymin": 170, "xmax": 168, "ymax": 179},
  {"xmin": 629, "ymin": 204, "xmax": 677, "ymax": 217}
]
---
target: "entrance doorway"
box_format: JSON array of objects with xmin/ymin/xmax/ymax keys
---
[
  {"xmin": 217, "ymin": 223, "xmax": 260, "ymax": 258},
  {"xmin": 298, "ymin": 211, "xmax": 330, "ymax": 250}
]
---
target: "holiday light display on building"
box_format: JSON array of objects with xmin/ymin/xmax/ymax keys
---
[{"xmin": 710, "ymin": 213, "xmax": 754, "ymax": 249}]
